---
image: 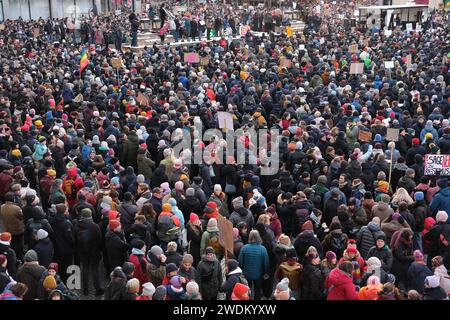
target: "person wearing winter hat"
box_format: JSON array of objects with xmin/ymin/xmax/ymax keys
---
[
  {"xmin": 33, "ymin": 229, "xmax": 53, "ymax": 268},
  {"xmin": 17, "ymin": 249, "xmax": 46, "ymax": 300},
  {"xmin": 358, "ymin": 275, "xmax": 382, "ymax": 300},
  {"xmin": 231, "ymin": 282, "xmax": 251, "ymax": 300},
  {"xmin": 321, "ymin": 251, "xmax": 338, "ymax": 279},
  {"xmin": 185, "ymin": 281, "xmax": 201, "ymax": 300},
  {"xmin": 137, "ymin": 282, "xmax": 156, "ymax": 300},
  {"xmin": 153, "ymin": 285, "xmax": 167, "ymax": 300},
  {"xmin": 166, "ymin": 275, "xmax": 186, "ymax": 300},
  {"xmin": 43, "ymin": 275, "xmax": 58, "ymax": 292},
  {"xmin": 274, "ymin": 278, "xmax": 293, "ymax": 300},
  {"xmin": 407, "ymin": 249, "xmax": 432, "ymax": 294},
  {"xmin": 0, "ymin": 232, "xmax": 17, "ymax": 279},
  {"xmin": 275, "ymin": 248, "xmax": 301, "ymax": 299}
]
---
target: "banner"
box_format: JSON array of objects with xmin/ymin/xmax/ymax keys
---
[
  {"xmin": 425, "ymin": 154, "xmax": 450, "ymax": 176},
  {"xmin": 184, "ymin": 52, "xmax": 200, "ymax": 64}
]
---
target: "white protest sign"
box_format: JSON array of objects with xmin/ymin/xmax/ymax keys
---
[
  {"xmin": 406, "ymin": 23, "xmax": 413, "ymax": 32},
  {"xmin": 425, "ymin": 154, "xmax": 450, "ymax": 176},
  {"xmin": 384, "ymin": 61, "xmax": 394, "ymax": 69},
  {"xmin": 218, "ymin": 112, "xmax": 234, "ymax": 131},
  {"xmin": 320, "ymin": 38, "xmax": 325, "ymax": 44},
  {"xmin": 299, "ymin": 44, "xmax": 306, "ymax": 51},
  {"xmin": 384, "ymin": 29, "xmax": 392, "ymax": 36}
]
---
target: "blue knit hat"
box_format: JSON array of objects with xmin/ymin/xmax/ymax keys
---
[{"xmin": 415, "ymin": 191, "xmax": 424, "ymax": 201}]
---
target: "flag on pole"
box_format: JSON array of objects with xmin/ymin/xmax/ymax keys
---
[{"xmin": 80, "ymin": 48, "xmax": 89, "ymax": 73}]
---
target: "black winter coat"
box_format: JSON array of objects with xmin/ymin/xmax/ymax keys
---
[
  {"xmin": 34, "ymin": 237, "xmax": 54, "ymax": 268},
  {"xmin": 49, "ymin": 213, "xmax": 75, "ymax": 256},
  {"xmin": 73, "ymin": 218, "xmax": 103, "ymax": 262},
  {"xmin": 197, "ymin": 256, "xmax": 222, "ymax": 299},
  {"xmin": 0, "ymin": 244, "xmax": 17, "ymax": 279},
  {"xmin": 294, "ymin": 231, "xmax": 323, "ymax": 262},
  {"xmin": 105, "ymin": 230, "xmax": 129, "ymax": 270},
  {"xmin": 300, "ymin": 263, "xmax": 324, "ymax": 300}
]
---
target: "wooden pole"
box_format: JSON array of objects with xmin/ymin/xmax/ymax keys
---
[{"xmin": 388, "ymin": 143, "xmax": 394, "ymax": 185}]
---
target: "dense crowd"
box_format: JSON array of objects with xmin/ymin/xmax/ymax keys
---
[{"xmin": 0, "ymin": 0, "xmax": 450, "ymax": 301}]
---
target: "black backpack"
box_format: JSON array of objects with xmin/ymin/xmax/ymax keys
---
[{"xmin": 331, "ymin": 234, "xmax": 346, "ymax": 258}]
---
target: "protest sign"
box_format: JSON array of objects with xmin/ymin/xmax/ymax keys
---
[
  {"xmin": 350, "ymin": 63, "xmax": 364, "ymax": 74},
  {"xmin": 201, "ymin": 56, "xmax": 210, "ymax": 66},
  {"xmin": 406, "ymin": 54, "xmax": 412, "ymax": 68},
  {"xmin": 406, "ymin": 23, "xmax": 413, "ymax": 32},
  {"xmin": 33, "ymin": 28, "xmax": 40, "ymax": 37},
  {"xmin": 0, "ymin": 24, "xmax": 5, "ymax": 31},
  {"xmin": 425, "ymin": 154, "xmax": 450, "ymax": 176},
  {"xmin": 386, "ymin": 128, "xmax": 399, "ymax": 142},
  {"xmin": 217, "ymin": 112, "xmax": 234, "ymax": 131},
  {"xmin": 384, "ymin": 29, "xmax": 392, "ymax": 36},
  {"xmin": 111, "ymin": 57, "xmax": 124, "ymax": 69},
  {"xmin": 348, "ymin": 44, "xmax": 359, "ymax": 53},
  {"xmin": 358, "ymin": 130, "xmax": 372, "ymax": 142},
  {"xmin": 136, "ymin": 92, "xmax": 149, "ymax": 106},
  {"xmin": 384, "ymin": 61, "xmax": 394, "ymax": 69},
  {"xmin": 286, "ymin": 26, "xmax": 293, "ymax": 37},
  {"xmin": 184, "ymin": 52, "xmax": 200, "ymax": 64},
  {"xmin": 217, "ymin": 215, "xmax": 234, "ymax": 255}
]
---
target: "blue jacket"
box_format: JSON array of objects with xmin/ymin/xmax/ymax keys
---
[
  {"xmin": 430, "ymin": 187, "xmax": 450, "ymax": 221},
  {"xmin": 420, "ymin": 125, "xmax": 438, "ymax": 142},
  {"xmin": 238, "ymin": 243, "xmax": 269, "ymax": 281}
]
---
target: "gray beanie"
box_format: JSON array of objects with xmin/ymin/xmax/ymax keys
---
[
  {"xmin": 142, "ymin": 282, "xmax": 156, "ymax": 297},
  {"xmin": 276, "ymin": 278, "xmax": 290, "ymax": 292},
  {"xmin": 81, "ymin": 208, "xmax": 92, "ymax": 218},
  {"xmin": 150, "ymin": 245, "xmax": 163, "ymax": 256},
  {"xmin": 136, "ymin": 174, "xmax": 145, "ymax": 184},
  {"xmin": 24, "ymin": 249, "xmax": 38, "ymax": 262},
  {"xmin": 232, "ymin": 196, "xmax": 244, "ymax": 208},
  {"xmin": 182, "ymin": 254, "xmax": 194, "ymax": 264},
  {"xmin": 186, "ymin": 188, "xmax": 195, "ymax": 197},
  {"xmin": 153, "ymin": 285, "xmax": 167, "ymax": 300}
]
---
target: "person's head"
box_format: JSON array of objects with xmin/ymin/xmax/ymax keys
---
[
  {"xmin": 274, "ymin": 278, "xmax": 290, "ymax": 300},
  {"xmin": 49, "ymin": 289, "xmax": 64, "ymax": 300},
  {"xmin": 376, "ymin": 234, "xmax": 386, "ymax": 249},
  {"xmin": 407, "ymin": 290, "xmax": 422, "ymax": 300},
  {"xmin": 338, "ymin": 261, "xmax": 354, "ymax": 276},
  {"xmin": 43, "ymin": 275, "xmax": 57, "ymax": 292},
  {"xmin": 431, "ymin": 256, "xmax": 444, "ymax": 268},
  {"xmin": 126, "ymin": 278, "xmax": 140, "ymax": 294},
  {"xmin": 367, "ymin": 275, "xmax": 381, "ymax": 288},
  {"xmin": 165, "ymin": 263, "xmax": 178, "ymax": 278},
  {"xmin": 232, "ymin": 282, "xmax": 250, "ymax": 300},
  {"xmin": 379, "ymin": 282, "xmax": 395, "ymax": 296},
  {"xmin": 182, "ymin": 254, "xmax": 193, "ymax": 270},
  {"xmin": 10, "ymin": 283, "xmax": 28, "ymax": 299},
  {"xmin": 248, "ymin": 230, "xmax": 262, "ymax": 245}
]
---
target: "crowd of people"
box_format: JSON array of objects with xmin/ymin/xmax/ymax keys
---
[{"xmin": 0, "ymin": 0, "xmax": 450, "ymax": 301}]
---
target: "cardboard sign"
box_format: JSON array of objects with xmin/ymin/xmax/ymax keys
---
[
  {"xmin": 348, "ymin": 44, "xmax": 359, "ymax": 53},
  {"xmin": 350, "ymin": 62, "xmax": 364, "ymax": 74},
  {"xmin": 386, "ymin": 128, "xmax": 400, "ymax": 142},
  {"xmin": 217, "ymin": 111, "xmax": 234, "ymax": 131},
  {"xmin": 358, "ymin": 130, "xmax": 372, "ymax": 142},
  {"xmin": 136, "ymin": 92, "xmax": 149, "ymax": 106},
  {"xmin": 111, "ymin": 57, "xmax": 124, "ymax": 69},
  {"xmin": 184, "ymin": 52, "xmax": 199, "ymax": 64},
  {"xmin": 239, "ymin": 25, "xmax": 251, "ymax": 36},
  {"xmin": 384, "ymin": 61, "xmax": 394, "ymax": 69},
  {"xmin": 0, "ymin": 24, "xmax": 5, "ymax": 31},
  {"xmin": 201, "ymin": 56, "xmax": 210, "ymax": 66},
  {"xmin": 279, "ymin": 57, "xmax": 292, "ymax": 68},
  {"xmin": 217, "ymin": 215, "xmax": 234, "ymax": 255},
  {"xmin": 286, "ymin": 26, "xmax": 293, "ymax": 38},
  {"xmin": 363, "ymin": 39, "xmax": 369, "ymax": 47},
  {"xmin": 425, "ymin": 154, "xmax": 450, "ymax": 176}
]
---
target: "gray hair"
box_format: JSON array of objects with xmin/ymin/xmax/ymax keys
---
[{"xmin": 248, "ymin": 230, "xmax": 262, "ymax": 245}]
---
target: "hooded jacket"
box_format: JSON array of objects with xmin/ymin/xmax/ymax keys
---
[{"xmin": 325, "ymin": 268, "xmax": 358, "ymax": 300}]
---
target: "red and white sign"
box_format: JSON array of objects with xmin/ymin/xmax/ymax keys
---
[{"xmin": 425, "ymin": 154, "xmax": 450, "ymax": 176}]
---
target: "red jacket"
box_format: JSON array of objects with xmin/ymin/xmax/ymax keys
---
[
  {"xmin": 0, "ymin": 172, "xmax": 13, "ymax": 196},
  {"xmin": 129, "ymin": 253, "xmax": 149, "ymax": 289},
  {"xmin": 325, "ymin": 268, "xmax": 358, "ymax": 300}
]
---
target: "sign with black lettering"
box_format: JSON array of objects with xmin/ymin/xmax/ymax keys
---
[{"xmin": 425, "ymin": 154, "xmax": 450, "ymax": 176}]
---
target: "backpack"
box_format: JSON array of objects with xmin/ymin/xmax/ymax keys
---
[
  {"xmin": 76, "ymin": 227, "xmax": 93, "ymax": 253},
  {"xmin": 331, "ymin": 234, "xmax": 346, "ymax": 258},
  {"xmin": 238, "ymin": 274, "xmax": 248, "ymax": 286},
  {"xmin": 157, "ymin": 215, "xmax": 179, "ymax": 241},
  {"xmin": 64, "ymin": 177, "xmax": 77, "ymax": 199},
  {"xmin": 207, "ymin": 231, "xmax": 223, "ymax": 255}
]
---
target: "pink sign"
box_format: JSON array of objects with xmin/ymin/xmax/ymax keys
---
[{"xmin": 184, "ymin": 52, "xmax": 200, "ymax": 64}]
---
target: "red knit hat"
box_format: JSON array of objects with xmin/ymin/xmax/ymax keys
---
[
  {"xmin": 412, "ymin": 138, "xmax": 420, "ymax": 145},
  {"xmin": 233, "ymin": 283, "xmax": 250, "ymax": 300},
  {"xmin": 301, "ymin": 220, "xmax": 314, "ymax": 232},
  {"xmin": 347, "ymin": 247, "xmax": 358, "ymax": 254},
  {"xmin": 347, "ymin": 239, "xmax": 357, "ymax": 248},
  {"xmin": 189, "ymin": 213, "xmax": 199, "ymax": 223},
  {"xmin": 207, "ymin": 201, "xmax": 218, "ymax": 210},
  {"xmin": 0, "ymin": 232, "xmax": 11, "ymax": 245},
  {"xmin": 108, "ymin": 210, "xmax": 119, "ymax": 221},
  {"xmin": 109, "ymin": 219, "xmax": 121, "ymax": 230},
  {"xmin": 48, "ymin": 262, "xmax": 59, "ymax": 272}
]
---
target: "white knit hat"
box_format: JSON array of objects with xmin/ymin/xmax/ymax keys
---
[
  {"xmin": 142, "ymin": 282, "xmax": 156, "ymax": 297},
  {"xmin": 36, "ymin": 229, "xmax": 48, "ymax": 240}
]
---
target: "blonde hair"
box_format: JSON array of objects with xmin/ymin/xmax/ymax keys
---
[
  {"xmin": 392, "ymin": 187, "xmax": 414, "ymax": 206},
  {"xmin": 257, "ymin": 214, "xmax": 270, "ymax": 225},
  {"xmin": 126, "ymin": 278, "xmax": 140, "ymax": 294},
  {"xmin": 278, "ymin": 234, "xmax": 291, "ymax": 247}
]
